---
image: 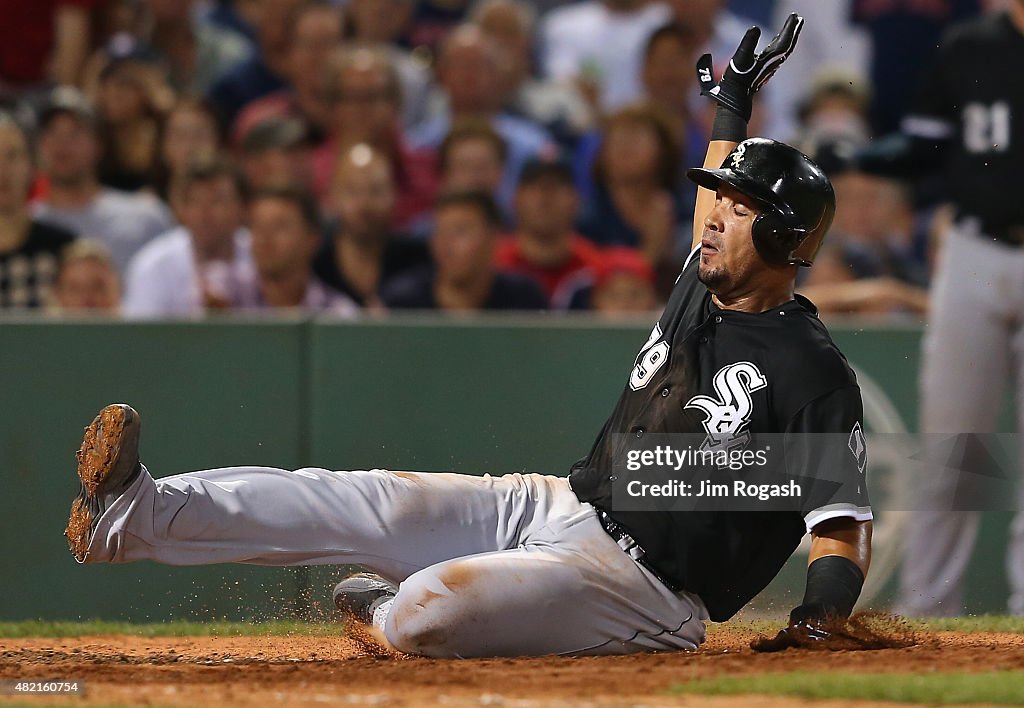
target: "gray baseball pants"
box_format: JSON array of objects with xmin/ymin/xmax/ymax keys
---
[
  {"xmin": 898, "ymin": 220, "xmax": 1024, "ymax": 616},
  {"xmin": 83, "ymin": 465, "xmax": 708, "ymax": 657}
]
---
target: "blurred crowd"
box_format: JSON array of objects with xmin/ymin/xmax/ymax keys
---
[{"xmin": 0, "ymin": 0, "xmax": 1005, "ymax": 318}]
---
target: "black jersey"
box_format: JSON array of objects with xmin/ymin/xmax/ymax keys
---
[
  {"xmin": 568, "ymin": 248, "xmax": 872, "ymax": 621},
  {"xmin": 902, "ymin": 11, "xmax": 1024, "ymax": 232}
]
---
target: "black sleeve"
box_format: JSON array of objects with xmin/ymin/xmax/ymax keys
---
[{"xmin": 783, "ymin": 385, "xmax": 872, "ymax": 531}]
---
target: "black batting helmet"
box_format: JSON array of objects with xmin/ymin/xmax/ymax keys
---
[{"xmin": 686, "ymin": 138, "xmax": 835, "ymax": 267}]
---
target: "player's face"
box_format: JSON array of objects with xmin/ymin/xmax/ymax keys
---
[{"xmin": 698, "ymin": 184, "xmax": 764, "ymax": 292}]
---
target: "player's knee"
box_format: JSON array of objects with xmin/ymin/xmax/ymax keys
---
[{"xmin": 383, "ymin": 572, "xmax": 465, "ymax": 658}]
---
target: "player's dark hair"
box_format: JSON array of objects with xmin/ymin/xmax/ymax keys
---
[
  {"xmin": 438, "ymin": 119, "xmax": 508, "ymax": 175},
  {"xmin": 248, "ymin": 185, "xmax": 322, "ymax": 231},
  {"xmin": 434, "ymin": 189, "xmax": 502, "ymax": 229},
  {"xmin": 172, "ymin": 156, "xmax": 248, "ymax": 203}
]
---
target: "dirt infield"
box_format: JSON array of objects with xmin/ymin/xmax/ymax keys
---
[{"xmin": 3, "ymin": 626, "xmax": 1024, "ymax": 706}]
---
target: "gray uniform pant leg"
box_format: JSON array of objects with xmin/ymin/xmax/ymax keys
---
[
  {"xmin": 898, "ymin": 223, "xmax": 1024, "ymax": 616},
  {"xmin": 84, "ymin": 466, "xmax": 708, "ymax": 656}
]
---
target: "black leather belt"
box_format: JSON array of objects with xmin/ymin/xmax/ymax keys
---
[{"xmin": 596, "ymin": 509, "xmax": 683, "ymax": 593}]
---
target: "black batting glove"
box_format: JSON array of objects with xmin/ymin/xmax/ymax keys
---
[
  {"xmin": 696, "ymin": 13, "xmax": 804, "ymax": 121},
  {"xmin": 752, "ymin": 607, "xmax": 832, "ymax": 653}
]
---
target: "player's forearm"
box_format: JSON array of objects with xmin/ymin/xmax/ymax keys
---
[
  {"xmin": 808, "ymin": 517, "xmax": 871, "ymax": 576},
  {"xmin": 788, "ymin": 518, "xmax": 871, "ymax": 624}
]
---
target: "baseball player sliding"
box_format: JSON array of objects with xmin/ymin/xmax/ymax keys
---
[{"xmin": 64, "ymin": 15, "xmax": 872, "ymax": 658}]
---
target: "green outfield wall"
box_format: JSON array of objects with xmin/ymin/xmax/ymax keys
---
[{"xmin": 0, "ymin": 315, "xmax": 1013, "ymax": 621}]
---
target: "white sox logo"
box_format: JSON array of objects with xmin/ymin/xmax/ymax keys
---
[
  {"xmin": 730, "ymin": 142, "xmax": 747, "ymax": 168},
  {"xmin": 685, "ymin": 361, "xmax": 767, "ymax": 452}
]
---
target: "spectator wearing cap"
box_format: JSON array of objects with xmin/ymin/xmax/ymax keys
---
[
  {"xmin": 232, "ymin": 1, "xmax": 345, "ymax": 148},
  {"xmin": 496, "ymin": 156, "xmax": 604, "ymax": 310},
  {"xmin": 51, "ymin": 239, "xmax": 121, "ymax": 313},
  {"xmin": 344, "ymin": 0, "xmax": 432, "ymax": 132},
  {"xmin": 589, "ymin": 247, "xmax": 657, "ymax": 316},
  {"xmin": 240, "ymin": 185, "xmax": 358, "ymax": 314},
  {"xmin": 315, "ymin": 143, "xmax": 428, "ymax": 308},
  {"xmin": 240, "ymin": 117, "xmax": 313, "ymax": 191},
  {"xmin": 207, "ymin": 0, "xmax": 306, "ymax": 129},
  {"xmin": 155, "ymin": 98, "xmax": 223, "ymax": 200},
  {"xmin": 540, "ymin": 0, "xmax": 671, "ymax": 112},
  {"xmin": 408, "ymin": 24, "xmax": 554, "ymax": 217},
  {"xmin": 382, "ymin": 189, "xmax": 547, "ymax": 311},
  {"xmin": 122, "ymin": 158, "xmax": 255, "ymax": 317},
  {"xmin": 33, "ymin": 88, "xmax": 173, "ymax": 274},
  {"xmin": 470, "ymin": 0, "xmax": 593, "ymax": 147},
  {"xmin": 0, "ymin": 113, "xmax": 76, "ymax": 309},
  {"xmin": 312, "ymin": 45, "xmax": 438, "ymax": 231}
]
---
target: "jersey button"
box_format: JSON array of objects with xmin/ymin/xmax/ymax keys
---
[
  {"xmin": 715, "ymin": 315, "xmax": 723, "ymax": 324},
  {"xmin": 700, "ymin": 336, "xmax": 708, "ymax": 343},
  {"xmin": 661, "ymin": 388, "xmax": 670, "ymax": 397},
  {"xmin": 635, "ymin": 428, "xmax": 645, "ymax": 438}
]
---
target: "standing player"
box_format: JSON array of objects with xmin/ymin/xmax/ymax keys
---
[
  {"xmin": 875, "ymin": 1, "xmax": 1024, "ymax": 617},
  {"xmin": 64, "ymin": 15, "xmax": 872, "ymax": 657}
]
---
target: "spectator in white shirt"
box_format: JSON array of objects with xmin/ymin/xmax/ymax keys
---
[
  {"xmin": 540, "ymin": 0, "xmax": 670, "ymax": 112},
  {"xmin": 33, "ymin": 87, "xmax": 174, "ymax": 275},
  {"xmin": 122, "ymin": 158, "xmax": 255, "ymax": 318}
]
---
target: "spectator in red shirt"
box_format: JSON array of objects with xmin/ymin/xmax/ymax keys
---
[
  {"xmin": 312, "ymin": 45, "xmax": 437, "ymax": 231},
  {"xmin": 496, "ymin": 156, "xmax": 603, "ymax": 310}
]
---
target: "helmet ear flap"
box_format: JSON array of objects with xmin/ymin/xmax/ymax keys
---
[{"xmin": 752, "ymin": 210, "xmax": 805, "ymax": 265}]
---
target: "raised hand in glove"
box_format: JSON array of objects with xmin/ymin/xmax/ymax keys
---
[{"xmin": 696, "ymin": 13, "xmax": 804, "ymax": 121}]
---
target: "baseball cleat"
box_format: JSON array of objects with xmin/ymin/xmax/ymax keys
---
[
  {"xmin": 333, "ymin": 573, "xmax": 398, "ymax": 624},
  {"xmin": 65, "ymin": 404, "xmax": 143, "ymax": 562}
]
